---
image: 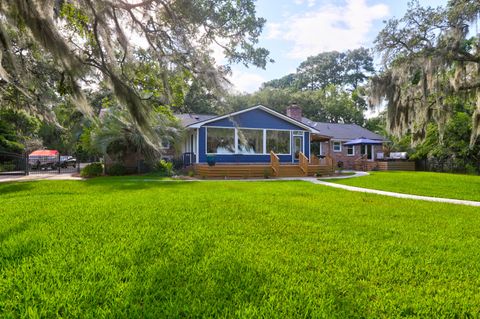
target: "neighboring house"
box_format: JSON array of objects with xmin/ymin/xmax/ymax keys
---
[
  {"xmin": 296, "ymin": 109, "xmax": 387, "ymax": 170},
  {"xmin": 173, "ymin": 104, "xmax": 386, "ymax": 171}
]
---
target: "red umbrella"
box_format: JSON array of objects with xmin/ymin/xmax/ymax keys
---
[{"xmin": 29, "ymin": 150, "xmax": 59, "ymax": 156}]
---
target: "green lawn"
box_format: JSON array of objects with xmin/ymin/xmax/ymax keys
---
[
  {"xmin": 1, "ymin": 178, "xmax": 480, "ymax": 317},
  {"xmin": 327, "ymin": 171, "xmax": 480, "ymax": 201}
]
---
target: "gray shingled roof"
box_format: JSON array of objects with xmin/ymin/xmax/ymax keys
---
[
  {"xmin": 175, "ymin": 113, "xmax": 216, "ymax": 127},
  {"xmin": 301, "ymin": 117, "xmax": 386, "ymax": 141},
  {"xmin": 175, "ymin": 111, "xmax": 386, "ymax": 141}
]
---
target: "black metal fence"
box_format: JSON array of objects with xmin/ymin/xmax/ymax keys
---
[
  {"xmin": 415, "ymin": 158, "xmax": 480, "ymax": 175},
  {"xmin": 27, "ymin": 154, "xmax": 80, "ymax": 175},
  {"xmin": 0, "ymin": 151, "xmax": 87, "ymax": 176},
  {"xmin": 0, "ymin": 152, "xmax": 27, "ymax": 175}
]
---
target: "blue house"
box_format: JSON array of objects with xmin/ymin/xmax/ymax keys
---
[{"xmin": 176, "ymin": 105, "xmax": 334, "ymax": 177}]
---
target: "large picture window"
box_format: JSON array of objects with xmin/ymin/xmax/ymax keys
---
[
  {"xmin": 266, "ymin": 130, "xmax": 290, "ymax": 154},
  {"xmin": 207, "ymin": 128, "xmax": 235, "ymax": 154},
  {"xmin": 238, "ymin": 129, "xmax": 263, "ymax": 154}
]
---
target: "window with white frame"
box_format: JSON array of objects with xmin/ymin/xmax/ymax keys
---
[
  {"xmin": 160, "ymin": 139, "xmax": 170, "ymax": 149},
  {"xmin": 207, "ymin": 127, "xmax": 235, "ymax": 154},
  {"xmin": 266, "ymin": 130, "xmax": 290, "ymax": 154},
  {"xmin": 333, "ymin": 141, "xmax": 342, "ymax": 152},
  {"xmin": 346, "ymin": 145, "xmax": 355, "ymax": 156},
  {"xmin": 237, "ymin": 129, "xmax": 264, "ymax": 154}
]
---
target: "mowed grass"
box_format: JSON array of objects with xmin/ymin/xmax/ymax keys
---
[
  {"xmin": 329, "ymin": 171, "xmax": 480, "ymax": 201},
  {"xmin": 1, "ymin": 179, "xmax": 480, "ymax": 317}
]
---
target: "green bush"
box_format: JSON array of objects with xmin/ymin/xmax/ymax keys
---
[
  {"xmin": 80, "ymin": 163, "xmax": 103, "ymax": 178},
  {"xmin": 155, "ymin": 159, "xmax": 174, "ymax": 176},
  {"xmin": 107, "ymin": 163, "xmax": 127, "ymax": 176},
  {"xmin": 0, "ymin": 162, "xmax": 15, "ymax": 172}
]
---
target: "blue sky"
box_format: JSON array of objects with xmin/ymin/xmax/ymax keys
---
[{"xmin": 223, "ymin": 0, "xmax": 448, "ymax": 93}]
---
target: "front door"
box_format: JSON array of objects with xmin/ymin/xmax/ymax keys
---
[{"xmin": 293, "ymin": 135, "xmax": 303, "ymax": 162}]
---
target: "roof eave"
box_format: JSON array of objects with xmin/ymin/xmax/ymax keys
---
[{"xmin": 187, "ymin": 105, "xmax": 320, "ymax": 133}]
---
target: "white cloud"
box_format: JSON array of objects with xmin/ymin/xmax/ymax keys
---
[
  {"xmin": 271, "ymin": 0, "xmax": 389, "ymax": 59},
  {"xmin": 294, "ymin": 0, "xmax": 316, "ymax": 7},
  {"xmin": 265, "ymin": 22, "xmax": 282, "ymax": 40},
  {"xmin": 228, "ymin": 70, "xmax": 266, "ymax": 93}
]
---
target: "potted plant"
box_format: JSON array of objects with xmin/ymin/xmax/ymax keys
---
[{"xmin": 206, "ymin": 154, "xmax": 216, "ymax": 166}]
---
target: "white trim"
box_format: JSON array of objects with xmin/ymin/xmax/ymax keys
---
[
  {"xmin": 333, "ymin": 141, "xmax": 342, "ymax": 152},
  {"xmin": 187, "ymin": 105, "xmax": 320, "ymax": 133},
  {"xmin": 195, "ymin": 129, "xmax": 199, "ymax": 163},
  {"xmin": 263, "ymin": 129, "xmax": 267, "ymax": 154}
]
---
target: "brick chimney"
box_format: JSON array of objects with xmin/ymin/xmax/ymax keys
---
[{"xmin": 286, "ymin": 103, "xmax": 302, "ymax": 121}]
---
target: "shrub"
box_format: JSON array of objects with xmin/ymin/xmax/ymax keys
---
[
  {"xmin": 155, "ymin": 159, "xmax": 174, "ymax": 176},
  {"xmin": 80, "ymin": 163, "xmax": 103, "ymax": 178},
  {"xmin": 263, "ymin": 168, "xmax": 271, "ymax": 179},
  {"xmin": 188, "ymin": 170, "xmax": 195, "ymax": 177},
  {"xmin": 108, "ymin": 163, "xmax": 127, "ymax": 176}
]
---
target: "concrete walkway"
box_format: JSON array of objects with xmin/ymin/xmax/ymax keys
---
[
  {"xmin": 310, "ymin": 179, "xmax": 480, "ymax": 207},
  {"xmin": 0, "ymin": 173, "xmax": 82, "ymax": 183}
]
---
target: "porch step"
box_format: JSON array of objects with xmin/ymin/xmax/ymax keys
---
[
  {"xmin": 195, "ymin": 163, "xmax": 334, "ymax": 178},
  {"xmin": 307, "ymin": 164, "xmax": 334, "ymax": 176},
  {"xmin": 276, "ymin": 165, "xmax": 305, "ymax": 177},
  {"xmin": 195, "ymin": 164, "xmax": 271, "ymax": 178}
]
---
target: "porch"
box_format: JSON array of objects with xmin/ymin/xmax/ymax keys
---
[{"xmin": 194, "ymin": 152, "xmax": 334, "ymax": 178}]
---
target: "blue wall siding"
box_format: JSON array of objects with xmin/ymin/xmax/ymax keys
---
[
  {"xmin": 199, "ymin": 127, "xmax": 207, "ymax": 163},
  {"xmin": 206, "ymin": 109, "xmax": 305, "ymax": 130},
  {"xmin": 197, "ymin": 108, "xmax": 313, "ymax": 164},
  {"xmin": 304, "ymin": 132, "xmax": 310, "ymax": 158}
]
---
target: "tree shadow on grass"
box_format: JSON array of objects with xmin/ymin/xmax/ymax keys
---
[
  {"xmin": 0, "ymin": 182, "xmax": 34, "ymax": 196},
  {"xmin": 116, "ymin": 238, "xmax": 268, "ymax": 317},
  {"xmin": 83, "ymin": 179, "xmax": 197, "ymax": 192},
  {"xmin": 0, "ymin": 218, "xmax": 42, "ymax": 271}
]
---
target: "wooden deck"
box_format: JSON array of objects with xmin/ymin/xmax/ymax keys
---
[
  {"xmin": 194, "ymin": 152, "xmax": 334, "ymax": 178},
  {"xmin": 195, "ymin": 163, "xmax": 333, "ymax": 178},
  {"xmin": 354, "ymin": 159, "xmax": 416, "ymax": 171}
]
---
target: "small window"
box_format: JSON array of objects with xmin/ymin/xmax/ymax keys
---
[
  {"xmin": 347, "ymin": 145, "xmax": 355, "ymax": 156},
  {"xmin": 333, "ymin": 141, "xmax": 342, "ymax": 152},
  {"xmin": 161, "ymin": 139, "xmax": 170, "ymax": 149}
]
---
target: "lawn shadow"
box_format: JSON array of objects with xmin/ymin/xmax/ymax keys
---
[
  {"xmin": 117, "ymin": 237, "xmax": 268, "ymax": 317},
  {"xmin": 0, "ymin": 218, "xmax": 43, "ymax": 271},
  {"xmin": 0, "ymin": 182, "xmax": 34, "ymax": 196},
  {"xmin": 83, "ymin": 178, "xmax": 198, "ymax": 192}
]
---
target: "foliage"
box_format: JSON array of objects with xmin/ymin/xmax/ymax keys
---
[
  {"xmin": 0, "ymin": 109, "xmax": 40, "ymax": 153},
  {"xmin": 0, "ymin": 162, "xmax": 15, "ymax": 172},
  {"xmin": 0, "ymin": 0, "xmax": 270, "ymax": 137},
  {"xmin": 262, "ymin": 48, "xmax": 374, "ymax": 91},
  {"xmin": 226, "ymin": 85, "xmax": 366, "ymax": 125},
  {"xmin": 1, "ymin": 179, "xmax": 480, "ymax": 317},
  {"xmin": 91, "ymin": 107, "xmax": 182, "ymax": 163},
  {"xmin": 371, "ymin": 0, "xmax": 480, "ymax": 146},
  {"xmin": 154, "ymin": 159, "xmax": 174, "ymax": 177},
  {"xmin": 331, "ymin": 171, "xmax": 480, "ymax": 201},
  {"xmin": 107, "ymin": 163, "xmax": 128, "ymax": 176},
  {"xmin": 80, "ymin": 162, "xmax": 103, "ymax": 178},
  {"xmin": 224, "ymin": 48, "xmax": 373, "ymax": 126}
]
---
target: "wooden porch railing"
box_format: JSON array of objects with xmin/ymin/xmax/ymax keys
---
[
  {"xmin": 299, "ymin": 152, "xmax": 308, "ymax": 175},
  {"xmin": 325, "ymin": 154, "xmax": 334, "ymax": 170},
  {"xmin": 310, "ymin": 154, "xmax": 320, "ymax": 165},
  {"xmin": 270, "ymin": 151, "xmax": 280, "ymax": 176}
]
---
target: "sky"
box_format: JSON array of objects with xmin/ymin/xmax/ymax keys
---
[{"xmin": 221, "ymin": 0, "xmax": 449, "ymax": 93}]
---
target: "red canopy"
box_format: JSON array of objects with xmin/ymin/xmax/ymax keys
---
[{"xmin": 29, "ymin": 150, "xmax": 59, "ymax": 156}]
